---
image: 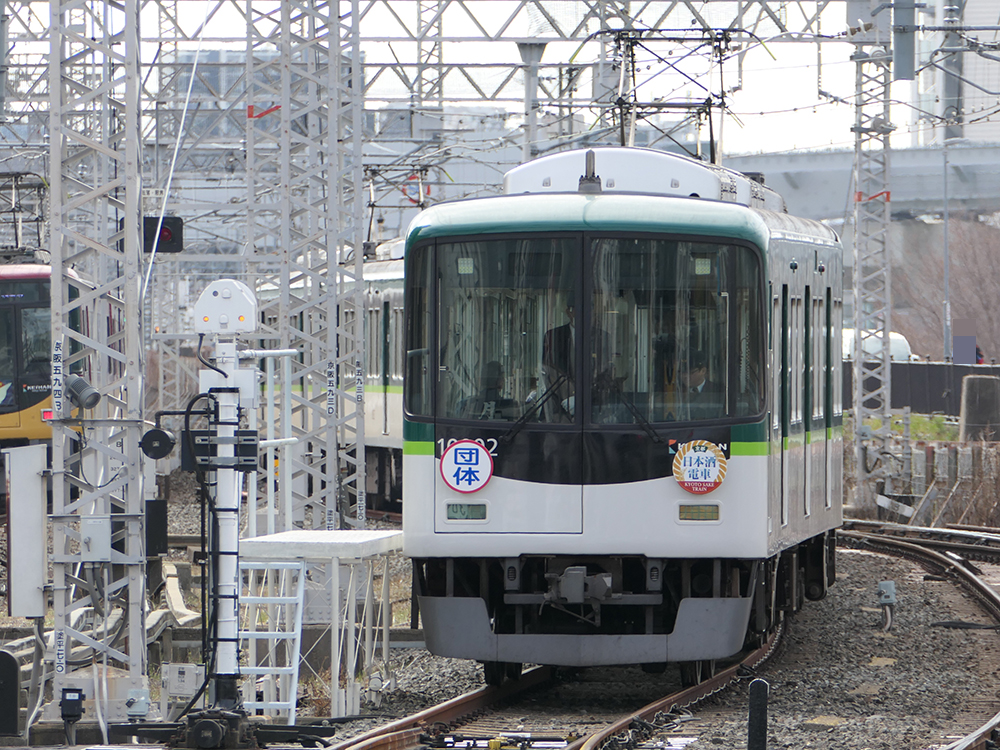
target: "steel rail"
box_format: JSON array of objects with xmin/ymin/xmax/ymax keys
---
[
  {"xmin": 572, "ymin": 625, "xmax": 783, "ymax": 750},
  {"xmin": 330, "ymin": 666, "xmax": 555, "ymax": 750},
  {"xmin": 332, "ymin": 625, "xmax": 781, "ymax": 750},
  {"xmin": 841, "ymin": 520, "xmax": 1000, "ymax": 564}
]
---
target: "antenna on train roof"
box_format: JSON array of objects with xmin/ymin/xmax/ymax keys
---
[{"xmin": 578, "ymin": 149, "xmax": 602, "ymax": 194}]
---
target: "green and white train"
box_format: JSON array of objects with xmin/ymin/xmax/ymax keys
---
[
  {"xmin": 363, "ymin": 257, "xmax": 405, "ymax": 512},
  {"xmin": 397, "ymin": 147, "xmax": 843, "ymax": 685}
]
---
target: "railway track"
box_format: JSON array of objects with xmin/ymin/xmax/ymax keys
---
[
  {"xmin": 842, "ymin": 519, "xmax": 1000, "ymax": 565},
  {"xmin": 326, "ymin": 525, "xmax": 1000, "ymax": 750},
  {"xmin": 839, "ymin": 523, "xmax": 1000, "ymax": 749},
  {"xmin": 331, "ymin": 628, "xmax": 781, "ymax": 750}
]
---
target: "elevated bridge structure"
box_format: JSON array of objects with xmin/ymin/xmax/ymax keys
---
[{"xmin": 727, "ymin": 143, "xmax": 1000, "ymax": 222}]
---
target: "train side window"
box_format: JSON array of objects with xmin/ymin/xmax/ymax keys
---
[
  {"xmin": 833, "ymin": 298, "xmax": 843, "ymax": 417},
  {"xmin": 799, "ymin": 286, "xmax": 816, "ymax": 432},
  {"xmin": 734, "ymin": 250, "xmax": 763, "ymax": 417},
  {"xmin": 380, "ymin": 300, "xmax": 391, "ymax": 387},
  {"xmin": 825, "ymin": 288, "xmax": 833, "ymax": 424},
  {"xmin": 792, "ymin": 296, "xmax": 802, "ymax": 425},
  {"xmin": 393, "ymin": 303, "xmax": 404, "ymax": 384},
  {"xmin": 404, "ymin": 244, "xmax": 434, "ymax": 418},
  {"xmin": 772, "ymin": 295, "xmax": 780, "ymax": 431},
  {"xmin": 814, "ymin": 294, "xmax": 824, "ymax": 421}
]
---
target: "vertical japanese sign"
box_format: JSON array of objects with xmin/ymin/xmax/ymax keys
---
[
  {"xmin": 440, "ymin": 440, "xmax": 494, "ymax": 493},
  {"xmin": 326, "ymin": 360, "xmax": 337, "ymax": 418},
  {"xmin": 54, "ymin": 630, "xmax": 66, "ymax": 674},
  {"xmin": 51, "ymin": 339, "xmax": 64, "ymax": 414}
]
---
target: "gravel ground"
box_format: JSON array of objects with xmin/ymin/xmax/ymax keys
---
[
  {"xmin": 682, "ymin": 548, "xmax": 999, "ymax": 749},
  {"xmin": 325, "ymin": 548, "xmax": 1000, "ymax": 750}
]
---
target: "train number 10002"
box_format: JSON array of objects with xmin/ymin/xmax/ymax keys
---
[{"xmin": 437, "ymin": 437, "xmax": 498, "ymax": 457}]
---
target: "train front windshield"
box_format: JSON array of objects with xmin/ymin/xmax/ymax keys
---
[{"xmin": 406, "ymin": 235, "xmax": 764, "ymax": 425}]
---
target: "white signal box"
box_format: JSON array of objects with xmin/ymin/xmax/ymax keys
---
[{"xmin": 194, "ymin": 279, "xmax": 257, "ymax": 334}]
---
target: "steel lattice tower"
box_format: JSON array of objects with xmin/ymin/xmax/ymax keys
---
[
  {"xmin": 246, "ymin": 0, "xmax": 366, "ymax": 528},
  {"xmin": 850, "ymin": 43, "xmax": 894, "ymax": 509},
  {"xmin": 47, "ymin": 0, "xmax": 149, "ymax": 706}
]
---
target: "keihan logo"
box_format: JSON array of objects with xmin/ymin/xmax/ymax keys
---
[{"xmin": 672, "ymin": 440, "xmax": 727, "ymax": 495}]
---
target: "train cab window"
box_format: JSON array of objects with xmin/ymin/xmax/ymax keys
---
[
  {"xmin": 417, "ymin": 234, "xmax": 763, "ymax": 426},
  {"xmin": 589, "ymin": 237, "xmax": 763, "ymax": 425},
  {"xmin": 433, "ymin": 236, "xmax": 577, "ymax": 423}
]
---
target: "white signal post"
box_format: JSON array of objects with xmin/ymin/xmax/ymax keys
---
[{"xmin": 193, "ymin": 279, "xmax": 258, "ymax": 706}]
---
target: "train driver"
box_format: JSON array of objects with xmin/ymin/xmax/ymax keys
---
[
  {"xmin": 678, "ymin": 350, "xmax": 724, "ymax": 419},
  {"xmin": 541, "ymin": 291, "xmax": 578, "ymax": 420}
]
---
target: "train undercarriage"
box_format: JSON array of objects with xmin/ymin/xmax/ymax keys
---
[{"xmin": 414, "ymin": 530, "xmax": 836, "ymax": 686}]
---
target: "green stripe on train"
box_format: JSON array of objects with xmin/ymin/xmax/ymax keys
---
[
  {"xmin": 730, "ymin": 442, "xmax": 769, "ymax": 456},
  {"xmin": 404, "ymin": 420, "xmax": 434, "ymax": 442},
  {"xmin": 403, "ymin": 441, "xmax": 435, "ymax": 455}
]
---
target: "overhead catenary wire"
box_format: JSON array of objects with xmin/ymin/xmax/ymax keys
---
[{"xmin": 140, "ymin": 0, "xmax": 215, "ymax": 304}]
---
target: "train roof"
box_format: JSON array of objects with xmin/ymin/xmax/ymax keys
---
[
  {"xmin": 406, "ymin": 191, "xmax": 837, "ymax": 251},
  {"xmin": 363, "ymin": 258, "xmax": 404, "ymax": 281},
  {"xmin": 505, "ymin": 147, "xmax": 787, "ymax": 211},
  {"xmin": 0, "ymin": 263, "xmax": 51, "ymax": 280}
]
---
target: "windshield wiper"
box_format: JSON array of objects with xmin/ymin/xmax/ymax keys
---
[
  {"xmin": 501, "ymin": 372, "xmax": 568, "ymax": 444},
  {"xmin": 610, "ymin": 381, "xmax": 663, "ymax": 443}
]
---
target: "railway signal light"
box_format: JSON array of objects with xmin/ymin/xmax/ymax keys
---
[{"xmin": 143, "ymin": 215, "xmax": 184, "ymax": 253}]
